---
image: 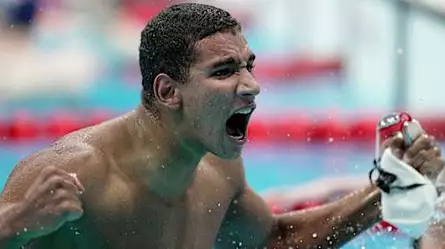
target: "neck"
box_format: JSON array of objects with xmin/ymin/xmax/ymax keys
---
[{"xmin": 125, "ymin": 106, "xmax": 206, "ymax": 200}]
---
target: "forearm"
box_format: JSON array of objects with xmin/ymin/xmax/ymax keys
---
[
  {"xmin": 418, "ymin": 220, "xmax": 445, "ymax": 249},
  {"xmin": 0, "ymin": 203, "xmax": 31, "ymax": 249},
  {"xmin": 266, "ymin": 185, "xmax": 381, "ymax": 248}
]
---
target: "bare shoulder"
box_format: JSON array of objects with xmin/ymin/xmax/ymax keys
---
[
  {"xmin": 1, "ymin": 136, "xmax": 109, "ymax": 203},
  {"xmin": 200, "ymin": 153, "xmax": 246, "ymax": 191}
]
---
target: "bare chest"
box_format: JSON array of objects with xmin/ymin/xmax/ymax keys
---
[{"xmin": 71, "ymin": 168, "xmax": 237, "ymax": 249}]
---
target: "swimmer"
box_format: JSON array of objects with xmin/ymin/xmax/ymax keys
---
[{"xmin": 0, "ymin": 3, "xmax": 443, "ymax": 249}]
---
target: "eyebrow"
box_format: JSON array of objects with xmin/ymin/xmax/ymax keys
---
[{"xmin": 210, "ymin": 53, "xmax": 256, "ymax": 68}]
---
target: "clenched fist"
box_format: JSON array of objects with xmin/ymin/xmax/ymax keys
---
[{"xmin": 10, "ymin": 166, "xmax": 84, "ymax": 241}]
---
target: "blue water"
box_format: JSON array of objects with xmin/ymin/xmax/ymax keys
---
[{"xmin": 0, "ymin": 141, "xmax": 413, "ymax": 248}]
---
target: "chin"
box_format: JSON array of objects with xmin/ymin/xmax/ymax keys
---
[
  {"xmin": 212, "ymin": 145, "xmax": 243, "ymax": 160},
  {"xmin": 218, "ymin": 151, "xmax": 241, "ymax": 160}
]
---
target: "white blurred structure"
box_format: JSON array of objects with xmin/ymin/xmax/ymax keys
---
[{"xmin": 1, "ymin": 0, "xmax": 445, "ymax": 114}]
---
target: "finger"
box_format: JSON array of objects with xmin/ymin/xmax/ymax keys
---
[
  {"xmin": 58, "ymin": 201, "xmax": 84, "ymax": 222},
  {"xmin": 405, "ymin": 134, "xmax": 432, "ymax": 160},
  {"xmin": 408, "ymin": 149, "xmax": 436, "ymax": 168},
  {"xmin": 41, "ymin": 175, "xmax": 80, "ymax": 195},
  {"xmin": 68, "ymin": 173, "xmax": 85, "ymax": 193},
  {"xmin": 381, "ymin": 132, "xmax": 405, "ymax": 155},
  {"xmin": 39, "ymin": 167, "xmax": 71, "ymax": 182},
  {"xmin": 433, "ymin": 146, "xmax": 442, "ymax": 157},
  {"xmin": 52, "ymin": 189, "xmax": 83, "ymax": 207},
  {"xmin": 33, "ymin": 166, "xmax": 59, "ymax": 186},
  {"xmin": 27, "ymin": 167, "xmax": 73, "ymax": 199},
  {"xmin": 418, "ymin": 157, "xmax": 445, "ymax": 180},
  {"xmin": 53, "ymin": 172, "xmax": 85, "ymax": 194},
  {"xmin": 57, "ymin": 172, "xmax": 84, "ymax": 194}
]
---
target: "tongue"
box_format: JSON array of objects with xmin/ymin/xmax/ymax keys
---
[{"xmin": 227, "ymin": 126, "xmax": 243, "ymax": 138}]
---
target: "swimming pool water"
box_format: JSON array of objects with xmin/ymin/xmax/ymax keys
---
[{"xmin": 0, "ymin": 141, "xmax": 420, "ymax": 248}]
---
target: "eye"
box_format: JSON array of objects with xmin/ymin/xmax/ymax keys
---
[{"xmin": 211, "ymin": 67, "xmax": 236, "ymax": 78}]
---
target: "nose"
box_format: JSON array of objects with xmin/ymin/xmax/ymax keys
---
[{"xmin": 236, "ymin": 71, "xmax": 260, "ymax": 101}]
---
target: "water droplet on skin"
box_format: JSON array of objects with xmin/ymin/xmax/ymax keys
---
[
  {"xmin": 217, "ymin": 202, "xmax": 221, "ymax": 207},
  {"xmin": 312, "ymin": 233, "xmax": 317, "ymax": 238},
  {"xmin": 208, "ymin": 209, "xmax": 212, "ymax": 213}
]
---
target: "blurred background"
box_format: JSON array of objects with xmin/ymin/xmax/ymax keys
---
[{"xmin": 1, "ymin": 0, "xmax": 445, "ymax": 247}]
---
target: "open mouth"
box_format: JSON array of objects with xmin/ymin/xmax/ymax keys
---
[{"xmin": 225, "ymin": 107, "xmax": 254, "ymax": 142}]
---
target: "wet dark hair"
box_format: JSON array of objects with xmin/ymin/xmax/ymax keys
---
[{"xmin": 139, "ymin": 3, "xmax": 240, "ymax": 109}]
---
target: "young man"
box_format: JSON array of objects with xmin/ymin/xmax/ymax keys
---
[{"xmin": 0, "ymin": 3, "xmax": 443, "ymax": 249}]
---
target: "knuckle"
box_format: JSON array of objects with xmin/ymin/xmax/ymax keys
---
[
  {"xmin": 48, "ymin": 175, "xmax": 64, "ymax": 184},
  {"xmin": 419, "ymin": 150, "xmax": 429, "ymax": 158},
  {"xmin": 417, "ymin": 137, "xmax": 429, "ymax": 147},
  {"xmin": 428, "ymin": 135, "xmax": 436, "ymax": 142},
  {"xmin": 405, "ymin": 149, "xmax": 416, "ymax": 159},
  {"xmin": 434, "ymin": 146, "xmax": 442, "ymax": 156},
  {"xmin": 53, "ymin": 189, "xmax": 70, "ymax": 199},
  {"xmin": 58, "ymin": 201, "xmax": 82, "ymax": 214},
  {"xmin": 54, "ymin": 191, "xmax": 79, "ymax": 204},
  {"xmin": 46, "ymin": 177, "xmax": 64, "ymax": 189}
]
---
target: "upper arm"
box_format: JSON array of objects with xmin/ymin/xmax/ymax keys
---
[{"xmin": 214, "ymin": 157, "xmax": 275, "ymax": 249}]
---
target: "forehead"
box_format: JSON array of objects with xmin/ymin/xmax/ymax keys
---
[{"xmin": 194, "ymin": 31, "xmax": 252, "ymax": 66}]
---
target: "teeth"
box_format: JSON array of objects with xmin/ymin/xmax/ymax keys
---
[{"xmin": 235, "ymin": 108, "xmax": 252, "ymax": 115}]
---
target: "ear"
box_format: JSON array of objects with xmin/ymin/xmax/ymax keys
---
[{"xmin": 152, "ymin": 73, "xmax": 182, "ymax": 110}]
